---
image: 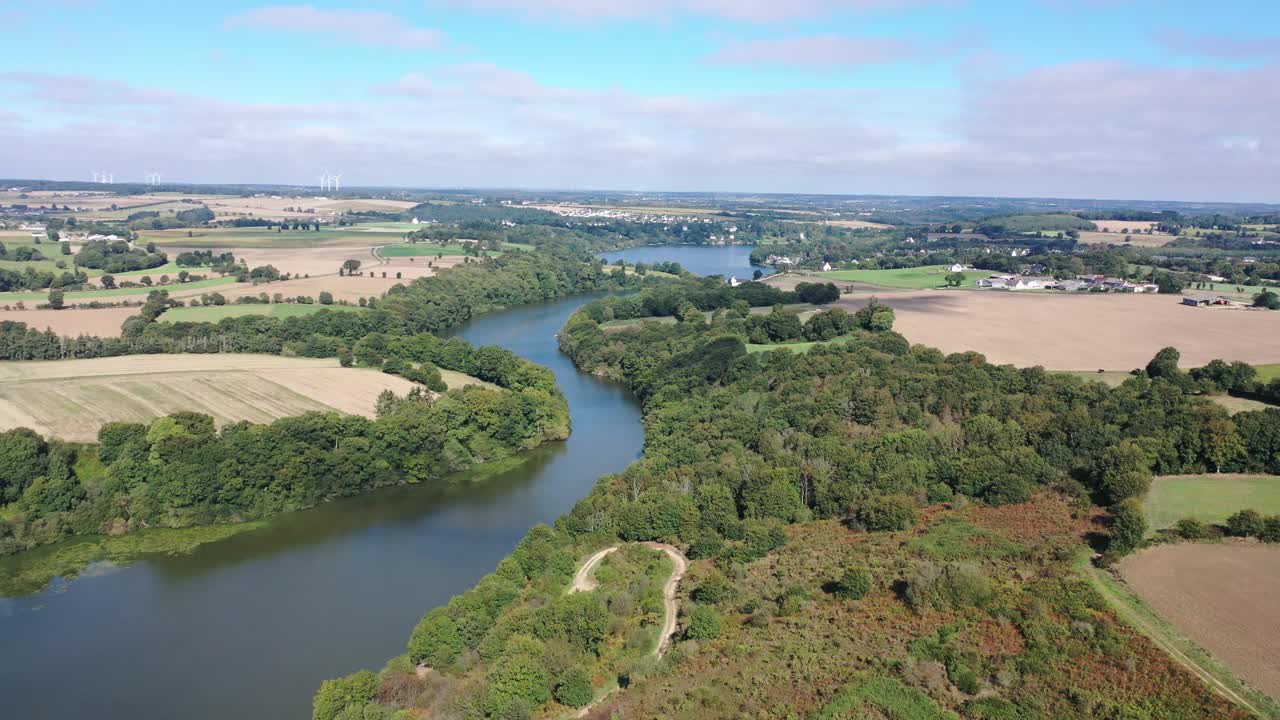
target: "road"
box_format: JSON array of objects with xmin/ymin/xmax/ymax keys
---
[{"xmin": 570, "ymin": 542, "xmax": 688, "ymax": 657}]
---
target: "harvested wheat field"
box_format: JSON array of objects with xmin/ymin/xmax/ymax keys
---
[
  {"xmin": 0, "ymin": 307, "xmax": 140, "ymax": 337},
  {"xmin": 0, "ymin": 354, "xmax": 418, "ymax": 442},
  {"xmin": 1090, "ymin": 220, "xmax": 1162, "ymax": 233},
  {"xmin": 216, "ymin": 275, "xmax": 406, "ymax": 304},
  {"xmin": 837, "ymin": 290, "xmax": 1280, "ymax": 370},
  {"xmin": 1119, "ymin": 543, "xmax": 1280, "ymax": 701},
  {"xmin": 163, "ymin": 244, "xmax": 383, "ymax": 278}
]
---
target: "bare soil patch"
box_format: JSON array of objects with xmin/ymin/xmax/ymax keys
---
[
  {"xmin": 1119, "ymin": 543, "xmax": 1280, "ymax": 701},
  {"xmin": 837, "ymin": 290, "xmax": 1280, "ymax": 370},
  {"xmin": 0, "ymin": 307, "xmax": 139, "ymax": 337},
  {"xmin": 0, "ymin": 354, "xmax": 417, "ymax": 442},
  {"xmin": 1090, "ymin": 220, "xmax": 1161, "ymax": 233}
]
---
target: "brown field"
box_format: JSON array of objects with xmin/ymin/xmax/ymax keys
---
[
  {"xmin": 0, "ymin": 307, "xmax": 139, "ymax": 337},
  {"xmin": 163, "ymin": 245, "xmax": 383, "ymax": 278},
  {"xmin": 837, "ymin": 290, "xmax": 1280, "ymax": 370},
  {"xmin": 211, "ymin": 273, "xmax": 408, "ymax": 304},
  {"xmin": 1119, "ymin": 543, "xmax": 1280, "ymax": 701},
  {"xmin": 0, "ymin": 354, "xmax": 420, "ymax": 442}
]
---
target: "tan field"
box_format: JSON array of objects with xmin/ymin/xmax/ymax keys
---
[
  {"xmin": 822, "ymin": 219, "xmax": 892, "ymax": 230},
  {"xmin": 162, "ymin": 245, "xmax": 383, "ymax": 278},
  {"xmin": 0, "ymin": 307, "xmax": 140, "ymax": 337},
  {"xmin": 1090, "ymin": 220, "xmax": 1161, "ymax": 233},
  {"xmin": 0, "ymin": 354, "xmax": 420, "ymax": 442},
  {"xmin": 1077, "ymin": 231, "xmax": 1176, "ymax": 248},
  {"xmin": 837, "ymin": 290, "xmax": 1280, "ymax": 370},
  {"xmin": 1119, "ymin": 543, "xmax": 1280, "ymax": 700}
]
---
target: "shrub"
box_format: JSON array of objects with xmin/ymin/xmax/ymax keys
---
[
  {"xmin": 553, "ymin": 666, "xmax": 594, "ymax": 708},
  {"xmin": 854, "ymin": 494, "xmax": 918, "ymax": 532},
  {"xmin": 1172, "ymin": 518, "xmax": 1209, "ymax": 539},
  {"xmin": 1095, "ymin": 440, "xmax": 1152, "ymax": 504},
  {"xmin": 904, "ymin": 562, "xmax": 992, "ymax": 612},
  {"xmin": 831, "ymin": 569, "xmax": 872, "ymax": 600},
  {"xmin": 685, "ymin": 604, "xmax": 724, "ymax": 640},
  {"xmin": 1262, "ymin": 516, "xmax": 1280, "ymax": 544},
  {"xmin": 1107, "ymin": 499, "xmax": 1146, "ymax": 555},
  {"xmin": 691, "ymin": 571, "xmax": 734, "ymax": 605},
  {"xmin": 1226, "ymin": 509, "xmax": 1265, "ymax": 537}
]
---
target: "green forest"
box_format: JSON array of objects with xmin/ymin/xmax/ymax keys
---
[{"xmin": 305, "ymin": 276, "xmax": 1280, "ymax": 720}]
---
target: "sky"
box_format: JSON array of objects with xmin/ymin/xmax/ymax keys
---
[{"xmin": 0, "ymin": 1, "xmax": 1277, "ymax": 202}]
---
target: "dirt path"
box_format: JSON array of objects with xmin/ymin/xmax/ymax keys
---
[
  {"xmin": 568, "ymin": 542, "xmax": 689, "ymax": 718},
  {"xmin": 570, "ymin": 546, "xmax": 619, "ymax": 593}
]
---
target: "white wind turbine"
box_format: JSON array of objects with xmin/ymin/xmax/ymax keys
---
[{"xmin": 330, "ymin": 172, "xmax": 342, "ymax": 193}]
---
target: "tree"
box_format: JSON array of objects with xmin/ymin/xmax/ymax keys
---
[
  {"xmin": 1145, "ymin": 346, "xmax": 1181, "ymax": 380},
  {"xmin": 0, "ymin": 428, "xmax": 47, "ymax": 502},
  {"xmin": 945, "ymin": 271, "xmax": 966, "ymax": 287},
  {"xmin": 1095, "ymin": 440, "xmax": 1152, "ymax": 503},
  {"xmin": 342, "ymin": 259, "xmax": 361, "ymax": 275},
  {"xmin": 752, "ymin": 269, "xmax": 763, "ymax": 280},
  {"xmin": 312, "ymin": 670, "xmax": 378, "ymax": 720},
  {"xmin": 318, "ymin": 291, "xmax": 334, "ymax": 305},
  {"xmin": 337, "ymin": 346, "xmax": 354, "ymax": 368},
  {"xmin": 1107, "ymin": 499, "xmax": 1147, "ymax": 555},
  {"xmin": 1155, "ymin": 273, "xmax": 1184, "ymax": 294},
  {"xmin": 553, "ymin": 667, "xmax": 593, "ymax": 709},
  {"xmin": 47, "ymin": 287, "xmax": 64, "ymax": 310},
  {"xmin": 1225, "ymin": 509, "xmax": 1265, "ymax": 537},
  {"xmin": 407, "ymin": 608, "xmax": 463, "ymax": 668},
  {"xmin": 1253, "ymin": 290, "xmax": 1280, "ymax": 310}
]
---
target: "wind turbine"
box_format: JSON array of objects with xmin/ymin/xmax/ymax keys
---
[
  {"xmin": 91, "ymin": 171, "xmax": 101, "ymax": 183},
  {"xmin": 330, "ymin": 172, "xmax": 342, "ymax": 193}
]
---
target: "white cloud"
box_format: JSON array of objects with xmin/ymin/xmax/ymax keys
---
[
  {"xmin": 440, "ymin": 0, "xmax": 959, "ymax": 23},
  {"xmin": 1153, "ymin": 28, "xmax": 1280, "ymax": 61},
  {"xmin": 225, "ymin": 5, "xmax": 443, "ymax": 49},
  {"xmin": 703, "ymin": 35, "xmax": 918, "ymax": 66},
  {"xmin": 1, "ymin": 61, "xmax": 1277, "ymax": 202}
]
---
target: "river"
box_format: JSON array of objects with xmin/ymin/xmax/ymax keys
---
[
  {"xmin": 599, "ymin": 244, "xmax": 773, "ymax": 280},
  {"xmin": 0, "ymin": 246, "xmax": 753, "ymax": 720},
  {"xmin": 0, "ymin": 294, "xmax": 644, "ymax": 720}
]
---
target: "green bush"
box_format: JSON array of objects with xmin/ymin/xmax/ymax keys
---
[
  {"xmin": 1226, "ymin": 509, "xmax": 1265, "ymax": 537},
  {"xmin": 685, "ymin": 604, "xmax": 724, "ymax": 640},
  {"xmin": 691, "ymin": 571, "xmax": 735, "ymax": 604},
  {"xmin": 1261, "ymin": 516, "xmax": 1280, "ymax": 543},
  {"xmin": 553, "ymin": 666, "xmax": 594, "ymax": 708},
  {"xmin": 904, "ymin": 562, "xmax": 992, "ymax": 612},
  {"xmin": 407, "ymin": 608, "xmax": 463, "ymax": 668},
  {"xmin": 831, "ymin": 568, "xmax": 872, "ymax": 600},
  {"xmin": 854, "ymin": 494, "xmax": 918, "ymax": 532},
  {"xmin": 1172, "ymin": 518, "xmax": 1209, "ymax": 539},
  {"xmin": 312, "ymin": 670, "xmax": 378, "ymax": 720}
]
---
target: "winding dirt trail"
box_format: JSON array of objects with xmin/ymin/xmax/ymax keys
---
[{"xmin": 567, "ymin": 542, "xmax": 689, "ymax": 718}]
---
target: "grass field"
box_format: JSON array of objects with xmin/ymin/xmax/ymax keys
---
[
  {"xmin": 0, "ymin": 275, "xmax": 237, "ymax": 302},
  {"xmin": 380, "ymin": 243, "xmax": 493, "ymax": 257},
  {"xmin": 0, "ymin": 354, "xmax": 420, "ymax": 442},
  {"xmin": 818, "ymin": 265, "xmax": 987, "ymax": 289},
  {"xmin": 159, "ymin": 303, "xmax": 366, "ymax": 323},
  {"xmin": 0, "ymin": 258, "xmax": 95, "ymax": 277},
  {"xmin": 138, "ymin": 227, "xmax": 393, "ymax": 249},
  {"xmin": 746, "ymin": 334, "xmax": 856, "ymax": 354},
  {"xmin": 1143, "ymin": 474, "xmax": 1280, "ymax": 531},
  {"xmin": 1256, "ymin": 364, "xmax": 1280, "ymax": 382}
]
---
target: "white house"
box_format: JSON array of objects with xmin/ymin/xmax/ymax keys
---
[
  {"xmin": 411, "ymin": 217, "xmax": 420, "ymax": 225},
  {"xmin": 821, "ymin": 262, "xmax": 833, "ymax": 272},
  {"xmin": 948, "ymin": 263, "xmax": 966, "ymax": 272},
  {"xmin": 729, "ymin": 276, "xmax": 741, "ymax": 287}
]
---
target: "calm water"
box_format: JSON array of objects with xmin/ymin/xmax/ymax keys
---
[
  {"xmin": 0, "ymin": 294, "xmax": 644, "ymax": 720},
  {"xmin": 599, "ymin": 244, "xmax": 774, "ymax": 280}
]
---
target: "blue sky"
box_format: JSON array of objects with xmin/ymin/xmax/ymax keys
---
[{"xmin": 1, "ymin": 1, "xmax": 1277, "ymax": 201}]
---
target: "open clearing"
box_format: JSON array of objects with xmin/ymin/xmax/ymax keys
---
[
  {"xmin": 1090, "ymin": 220, "xmax": 1163, "ymax": 233},
  {"xmin": 838, "ymin": 290, "xmax": 1280, "ymax": 369},
  {"xmin": 1144, "ymin": 475, "xmax": 1280, "ymax": 531},
  {"xmin": 0, "ymin": 354, "xmax": 422, "ymax": 443},
  {"xmin": 818, "ymin": 265, "xmax": 988, "ymax": 289},
  {"xmin": 1118, "ymin": 544, "xmax": 1280, "ymax": 702}
]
